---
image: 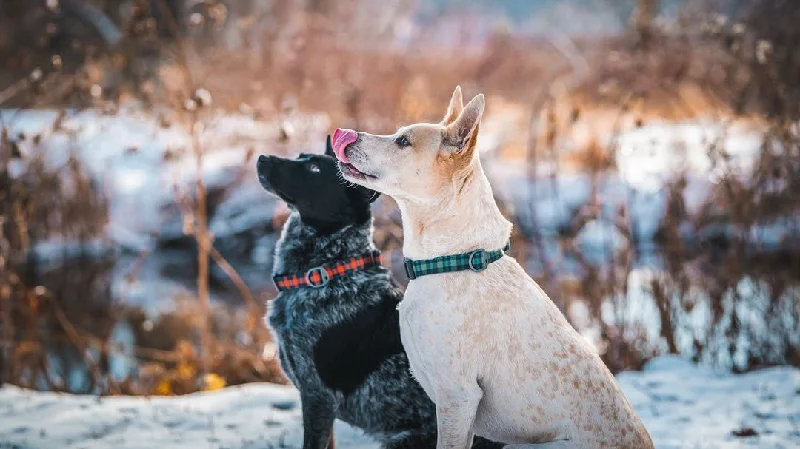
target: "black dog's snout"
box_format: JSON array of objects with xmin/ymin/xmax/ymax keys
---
[
  {"xmin": 257, "ymin": 154, "xmax": 271, "ymax": 169},
  {"xmin": 257, "ymin": 155, "xmax": 274, "ymax": 191},
  {"xmin": 257, "ymin": 155, "xmax": 277, "ymax": 178}
]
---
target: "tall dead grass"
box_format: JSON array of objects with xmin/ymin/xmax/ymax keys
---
[{"xmin": 520, "ymin": 1, "xmax": 800, "ymax": 372}]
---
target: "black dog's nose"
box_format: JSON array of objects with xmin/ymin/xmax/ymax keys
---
[
  {"xmin": 256, "ymin": 155, "xmax": 272, "ymax": 188},
  {"xmin": 257, "ymin": 155, "xmax": 275, "ymax": 172}
]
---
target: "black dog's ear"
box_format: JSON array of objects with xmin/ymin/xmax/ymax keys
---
[{"xmin": 325, "ymin": 135, "xmax": 335, "ymax": 157}]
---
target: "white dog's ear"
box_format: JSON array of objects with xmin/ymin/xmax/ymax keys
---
[
  {"xmin": 441, "ymin": 85, "xmax": 464, "ymax": 126},
  {"xmin": 443, "ymin": 93, "xmax": 484, "ymax": 156}
]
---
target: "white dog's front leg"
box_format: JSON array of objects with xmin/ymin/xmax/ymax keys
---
[{"xmin": 435, "ymin": 384, "xmax": 483, "ymax": 449}]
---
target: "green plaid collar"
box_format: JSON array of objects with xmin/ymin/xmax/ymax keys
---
[{"xmin": 403, "ymin": 241, "xmax": 510, "ymax": 280}]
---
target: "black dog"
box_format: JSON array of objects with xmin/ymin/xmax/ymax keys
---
[{"xmin": 257, "ymin": 138, "xmax": 503, "ymax": 449}]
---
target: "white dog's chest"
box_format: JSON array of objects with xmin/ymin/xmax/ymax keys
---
[{"xmin": 397, "ymin": 280, "xmax": 469, "ymax": 402}]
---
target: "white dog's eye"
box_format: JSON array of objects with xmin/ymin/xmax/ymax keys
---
[
  {"xmin": 307, "ymin": 163, "xmax": 320, "ymax": 173},
  {"xmin": 395, "ymin": 135, "xmax": 411, "ymax": 147}
]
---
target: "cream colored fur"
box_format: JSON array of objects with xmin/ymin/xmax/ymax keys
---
[{"xmin": 339, "ymin": 86, "xmax": 654, "ymax": 449}]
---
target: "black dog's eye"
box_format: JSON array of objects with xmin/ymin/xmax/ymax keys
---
[
  {"xmin": 395, "ymin": 135, "xmax": 411, "ymax": 147},
  {"xmin": 307, "ymin": 163, "xmax": 320, "ymax": 173}
]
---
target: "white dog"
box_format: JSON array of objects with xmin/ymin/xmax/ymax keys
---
[{"xmin": 331, "ymin": 87, "xmax": 654, "ymax": 449}]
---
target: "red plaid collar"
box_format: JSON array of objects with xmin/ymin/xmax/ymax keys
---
[{"xmin": 273, "ymin": 250, "xmax": 383, "ymax": 291}]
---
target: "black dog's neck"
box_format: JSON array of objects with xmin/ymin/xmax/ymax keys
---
[{"xmin": 273, "ymin": 212, "xmax": 376, "ymax": 276}]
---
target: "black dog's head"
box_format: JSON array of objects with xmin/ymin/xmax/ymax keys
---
[{"xmin": 257, "ymin": 136, "xmax": 380, "ymax": 232}]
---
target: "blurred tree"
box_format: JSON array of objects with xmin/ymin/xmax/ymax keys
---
[
  {"xmin": 632, "ymin": 0, "xmax": 659, "ymax": 48},
  {"xmin": 743, "ymin": 0, "xmax": 800, "ymax": 120}
]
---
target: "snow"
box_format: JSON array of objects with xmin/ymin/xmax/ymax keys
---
[
  {"xmin": 618, "ymin": 357, "xmax": 800, "ymax": 449},
  {"xmin": 2, "ymin": 107, "xmax": 327, "ymax": 304},
  {"xmin": 1, "ymin": 356, "xmax": 798, "ymax": 449},
  {"xmin": 615, "ymin": 120, "xmax": 763, "ymax": 193},
  {"xmin": 0, "ymin": 383, "xmax": 374, "ymax": 449},
  {"xmin": 1, "ymin": 108, "xmax": 328, "ymax": 254}
]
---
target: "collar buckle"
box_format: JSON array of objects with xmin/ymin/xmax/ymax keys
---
[
  {"xmin": 403, "ymin": 258, "xmax": 417, "ymax": 280},
  {"xmin": 304, "ymin": 266, "xmax": 330, "ymax": 288},
  {"xmin": 468, "ymin": 249, "xmax": 487, "ymax": 272}
]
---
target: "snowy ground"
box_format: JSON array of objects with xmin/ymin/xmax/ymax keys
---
[{"xmin": 1, "ymin": 356, "xmax": 798, "ymax": 449}]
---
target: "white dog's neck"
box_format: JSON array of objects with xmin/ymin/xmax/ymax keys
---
[{"xmin": 397, "ymin": 160, "xmax": 512, "ymax": 260}]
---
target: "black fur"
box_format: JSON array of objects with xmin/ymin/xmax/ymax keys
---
[
  {"xmin": 313, "ymin": 290, "xmax": 404, "ymax": 395},
  {"xmin": 257, "ymin": 137, "xmax": 504, "ymax": 449}
]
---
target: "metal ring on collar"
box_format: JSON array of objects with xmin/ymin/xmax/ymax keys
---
[
  {"xmin": 468, "ymin": 249, "xmax": 487, "ymax": 272},
  {"xmin": 305, "ymin": 266, "xmax": 330, "ymax": 288}
]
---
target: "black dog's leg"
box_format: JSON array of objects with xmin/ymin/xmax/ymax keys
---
[
  {"xmin": 327, "ymin": 429, "xmax": 336, "ymax": 449},
  {"xmin": 382, "ymin": 431, "xmax": 437, "ymax": 449},
  {"xmin": 471, "ymin": 436, "xmax": 506, "ymax": 449},
  {"xmin": 300, "ymin": 391, "xmax": 336, "ymax": 449},
  {"xmin": 383, "ymin": 432, "xmax": 505, "ymax": 449}
]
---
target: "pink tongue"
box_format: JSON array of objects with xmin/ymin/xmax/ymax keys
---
[{"xmin": 332, "ymin": 128, "xmax": 358, "ymax": 163}]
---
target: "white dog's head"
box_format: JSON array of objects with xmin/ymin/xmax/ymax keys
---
[{"xmin": 332, "ymin": 86, "xmax": 484, "ymax": 202}]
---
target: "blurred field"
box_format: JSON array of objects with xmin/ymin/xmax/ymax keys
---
[{"xmin": 1, "ymin": 0, "xmax": 799, "ymax": 396}]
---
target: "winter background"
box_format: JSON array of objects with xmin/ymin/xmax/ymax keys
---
[{"xmin": 1, "ymin": 1, "xmax": 799, "ymax": 448}]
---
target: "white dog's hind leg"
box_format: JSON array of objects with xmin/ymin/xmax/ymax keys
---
[{"xmin": 435, "ymin": 384, "xmax": 483, "ymax": 449}]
